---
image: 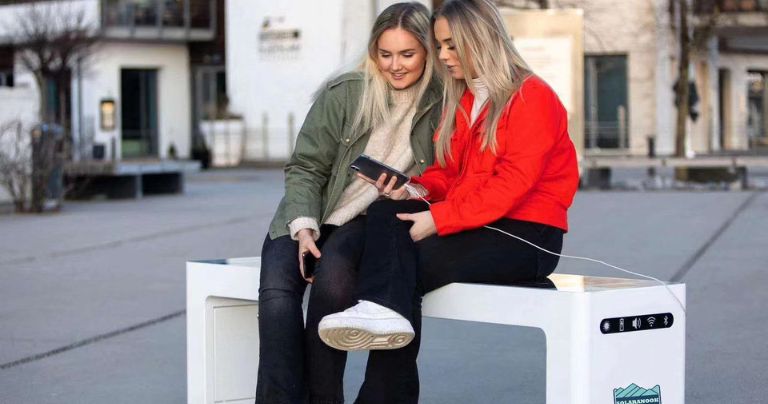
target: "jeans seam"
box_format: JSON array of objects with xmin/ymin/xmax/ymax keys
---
[{"xmin": 383, "ymin": 214, "xmax": 399, "ymax": 312}]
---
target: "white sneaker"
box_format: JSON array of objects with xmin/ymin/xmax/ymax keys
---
[{"xmin": 318, "ymin": 300, "xmax": 415, "ymax": 351}]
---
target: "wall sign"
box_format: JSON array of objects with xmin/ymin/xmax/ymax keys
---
[{"xmin": 258, "ymin": 16, "xmax": 301, "ymax": 60}]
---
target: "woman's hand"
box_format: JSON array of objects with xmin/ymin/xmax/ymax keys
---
[
  {"xmin": 357, "ymin": 173, "xmax": 409, "ymax": 200},
  {"xmin": 297, "ymin": 228, "xmax": 321, "ymax": 283},
  {"xmin": 396, "ymin": 211, "xmax": 437, "ymax": 241}
]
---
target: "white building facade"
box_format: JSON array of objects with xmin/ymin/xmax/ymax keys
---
[
  {"xmin": 2, "ymin": 0, "xmax": 766, "ymax": 172},
  {"xmin": 224, "ymin": 0, "xmax": 431, "ymax": 162},
  {"xmin": 548, "ymin": 0, "xmax": 768, "ymax": 156},
  {"xmin": 225, "ymin": 0, "xmax": 768, "ymax": 161},
  {"xmin": 0, "ymin": 0, "xmax": 218, "ymax": 161}
]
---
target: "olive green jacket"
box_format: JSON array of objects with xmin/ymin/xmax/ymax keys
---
[{"xmin": 268, "ymin": 72, "xmax": 443, "ymax": 240}]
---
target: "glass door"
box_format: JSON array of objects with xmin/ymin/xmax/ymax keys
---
[
  {"xmin": 121, "ymin": 68, "xmax": 158, "ymax": 158},
  {"xmin": 747, "ymin": 70, "xmax": 768, "ymax": 151},
  {"xmin": 585, "ymin": 55, "xmax": 629, "ymax": 150}
]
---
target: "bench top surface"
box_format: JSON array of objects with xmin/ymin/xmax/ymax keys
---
[
  {"xmin": 584, "ymin": 155, "xmax": 768, "ymax": 168},
  {"xmin": 65, "ymin": 159, "xmax": 201, "ymax": 175},
  {"xmin": 191, "ymin": 257, "xmax": 677, "ymax": 292}
]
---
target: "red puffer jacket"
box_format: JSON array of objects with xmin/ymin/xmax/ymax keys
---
[{"xmin": 411, "ymin": 76, "xmax": 579, "ymax": 236}]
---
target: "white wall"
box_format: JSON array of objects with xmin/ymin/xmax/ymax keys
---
[
  {"xmin": 0, "ymin": 186, "xmax": 10, "ymax": 206},
  {"xmin": 75, "ymin": 42, "xmax": 192, "ymax": 160},
  {"xmin": 0, "ymin": 0, "xmax": 100, "ymax": 41},
  {"xmin": 558, "ymin": 0, "xmax": 667, "ymax": 155},
  {"xmin": 340, "ymin": 0, "xmax": 376, "ymax": 68},
  {"xmin": 0, "ymin": 87, "xmax": 37, "ymax": 124},
  {"xmin": 225, "ymin": 0, "xmax": 430, "ymax": 160},
  {"xmin": 652, "ymin": 1, "xmax": 677, "ymax": 156},
  {"xmin": 227, "ymin": 0, "xmax": 347, "ymax": 160}
]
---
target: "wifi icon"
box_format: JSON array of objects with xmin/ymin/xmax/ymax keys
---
[{"xmin": 647, "ymin": 317, "xmax": 656, "ymax": 327}]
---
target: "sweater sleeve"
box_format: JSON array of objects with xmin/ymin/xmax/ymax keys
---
[{"xmin": 429, "ymin": 84, "xmax": 565, "ymax": 235}]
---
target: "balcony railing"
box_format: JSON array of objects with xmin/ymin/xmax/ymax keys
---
[
  {"xmin": 696, "ymin": 0, "xmax": 768, "ymax": 13},
  {"xmin": 101, "ymin": 0, "xmax": 215, "ymax": 41}
]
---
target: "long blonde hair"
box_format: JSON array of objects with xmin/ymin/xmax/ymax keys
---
[
  {"xmin": 433, "ymin": 0, "xmax": 532, "ymax": 166},
  {"xmin": 350, "ymin": 2, "xmax": 436, "ymax": 136}
]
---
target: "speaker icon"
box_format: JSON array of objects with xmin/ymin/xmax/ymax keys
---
[{"xmin": 632, "ymin": 317, "xmax": 641, "ymax": 329}]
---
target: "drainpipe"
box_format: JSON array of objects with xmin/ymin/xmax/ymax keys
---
[{"xmin": 76, "ymin": 57, "xmax": 83, "ymax": 161}]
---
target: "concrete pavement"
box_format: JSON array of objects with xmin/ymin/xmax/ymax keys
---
[{"xmin": 0, "ymin": 168, "xmax": 766, "ymax": 403}]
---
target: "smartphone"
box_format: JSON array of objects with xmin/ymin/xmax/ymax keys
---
[
  {"xmin": 350, "ymin": 154, "xmax": 409, "ymax": 189},
  {"xmin": 302, "ymin": 253, "xmax": 316, "ymax": 279}
]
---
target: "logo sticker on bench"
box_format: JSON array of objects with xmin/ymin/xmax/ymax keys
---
[
  {"xmin": 613, "ymin": 383, "xmax": 661, "ymax": 404},
  {"xmin": 600, "ymin": 313, "xmax": 674, "ymax": 334}
]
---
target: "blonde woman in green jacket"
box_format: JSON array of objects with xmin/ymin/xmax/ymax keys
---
[{"xmin": 256, "ymin": 3, "xmax": 442, "ymax": 404}]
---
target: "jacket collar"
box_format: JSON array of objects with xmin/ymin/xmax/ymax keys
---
[{"xmin": 417, "ymin": 78, "xmax": 443, "ymax": 112}]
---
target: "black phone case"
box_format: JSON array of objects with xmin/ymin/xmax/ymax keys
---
[
  {"xmin": 302, "ymin": 253, "xmax": 316, "ymax": 278},
  {"xmin": 349, "ymin": 154, "xmax": 409, "ymax": 188}
]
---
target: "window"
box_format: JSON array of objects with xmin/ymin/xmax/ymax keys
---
[
  {"xmin": 103, "ymin": 0, "xmax": 212, "ymax": 30},
  {"xmin": 584, "ymin": 55, "xmax": 629, "ymax": 150},
  {"xmin": 0, "ymin": 70, "xmax": 13, "ymax": 87},
  {"xmin": 747, "ymin": 71, "xmax": 768, "ymax": 150},
  {"xmin": 697, "ymin": 0, "xmax": 768, "ymax": 13},
  {"xmin": 0, "ymin": 45, "xmax": 13, "ymax": 87}
]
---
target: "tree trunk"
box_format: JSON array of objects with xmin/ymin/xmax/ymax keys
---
[
  {"xmin": 675, "ymin": 0, "xmax": 690, "ymax": 158},
  {"xmin": 30, "ymin": 73, "xmax": 53, "ymax": 212},
  {"xmin": 34, "ymin": 73, "xmax": 48, "ymax": 123}
]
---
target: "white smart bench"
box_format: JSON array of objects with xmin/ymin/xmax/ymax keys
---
[{"xmin": 187, "ymin": 257, "xmax": 685, "ymax": 404}]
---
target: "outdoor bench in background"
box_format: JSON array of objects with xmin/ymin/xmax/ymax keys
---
[
  {"xmin": 65, "ymin": 159, "xmax": 200, "ymax": 199},
  {"xmin": 581, "ymin": 155, "xmax": 768, "ymax": 189},
  {"xmin": 187, "ymin": 257, "xmax": 686, "ymax": 404}
]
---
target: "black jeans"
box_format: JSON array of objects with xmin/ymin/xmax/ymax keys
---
[
  {"xmin": 255, "ymin": 220, "xmax": 340, "ymax": 404},
  {"xmin": 255, "ymin": 232, "xmax": 310, "ymax": 404},
  {"xmin": 305, "ymin": 216, "xmax": 420, "ymax": 404},
  {"xmin": 257, "ymin": 216, "xmax": 409, "ymax": 404},
  {"xmin": 351, "ymin": 199, "xmax": 564, "ymax": 395}
]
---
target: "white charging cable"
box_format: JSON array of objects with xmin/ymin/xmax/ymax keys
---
[{"xmin": 403, "ymin": 184, "xmax": 687, "ymax": 314}]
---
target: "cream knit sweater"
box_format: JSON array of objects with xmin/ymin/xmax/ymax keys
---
[
  {"xmin": 289, "ymin": 85, "xmax": 419, "ymax": 240},
  {"xmin": 470, "ymin": 77, "xmax": 489, "ymax": 125}
]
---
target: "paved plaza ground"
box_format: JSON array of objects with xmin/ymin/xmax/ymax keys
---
[{"xmin": 0, "ymin": 168, "xmax": 766, "ymax": 403}]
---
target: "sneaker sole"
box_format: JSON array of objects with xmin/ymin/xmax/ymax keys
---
[{"xmin": 319, "ymin": 327, "xmax": 414, "ymax": 351}]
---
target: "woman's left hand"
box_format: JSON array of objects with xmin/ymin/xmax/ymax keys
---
[
  {"xmin": 396, "ymin": 211, "xmax": 437, "ymax": 241},
  {"xmin": 357, "ymin": 173, "xmax": 409, "ymax": 200}
]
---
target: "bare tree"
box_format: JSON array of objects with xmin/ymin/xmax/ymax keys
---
[
  {"xmin": 0, "ymin": 120, "xmax": 32, "ymax": 212},
  {"xmin": 11, "ymin": 1, "xmax": 99, "ymax": 127},
  {"xmin": 673, "ymin": 0, "xmax": 692, "ymax": 158},
  {"xmin": 1, "ymin": 1, "xmax": 99, "ymax": 212},
  {"xmin": 670, "ymin": 0, "xmax": 767, "ymax": 157},
  {"xmin": 669, "ymin": 0, "xmax": 720, "ymax": 157}
]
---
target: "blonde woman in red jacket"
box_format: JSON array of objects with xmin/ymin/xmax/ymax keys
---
[{"xmin": 319, "ymin": 0, "xmax": 579, "ymax": 393}]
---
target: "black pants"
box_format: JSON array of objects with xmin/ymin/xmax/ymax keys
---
[
  {"xmin": 256, "ymin": 216, "xmax": 411, "ymax": 404},
  {"xmin": 348, "ymin": 199, "xmax": 564, "ymax": 397},
  {"xmin": 306, "ymin": 216, "xmax": 421, "ymax": 404}
]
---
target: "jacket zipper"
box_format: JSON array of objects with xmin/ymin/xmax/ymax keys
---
[{"xmin": 409, "ymin": 103, "xmax": 436, "ymax": 176}]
